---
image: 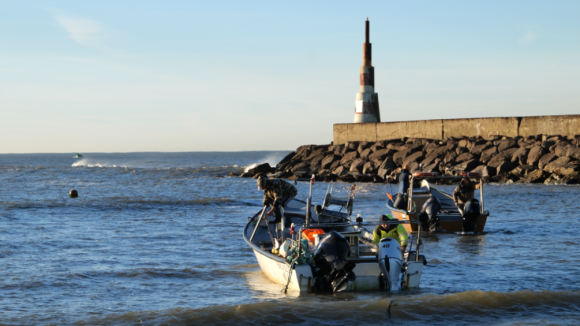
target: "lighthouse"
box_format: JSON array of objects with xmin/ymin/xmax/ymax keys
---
[{"xmin": 353, "ymin": 18, "xmax": 381, "ymax": 123}]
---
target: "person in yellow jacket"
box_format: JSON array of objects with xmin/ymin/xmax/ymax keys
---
[{"xmin": 373, "ymin": 214, "xmax": 408, "ymax": 251}]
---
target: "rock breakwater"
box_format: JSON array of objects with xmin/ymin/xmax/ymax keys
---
[{"xmin": 237, "ymin": 135, "xmax": 580, "ymax": 185}]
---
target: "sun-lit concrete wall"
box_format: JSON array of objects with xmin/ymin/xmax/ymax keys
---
[{"xmin": 333, "ymin": 115, "xmax": 580, "ymax": 145}]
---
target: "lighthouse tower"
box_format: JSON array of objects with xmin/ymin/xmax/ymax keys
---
[{"xmin": 353, "ymin": 18, "xmax": 381, "ymax": 123}]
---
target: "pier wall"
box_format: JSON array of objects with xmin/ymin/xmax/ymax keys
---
[{"xmin": 333, "ymin": 115, "xmax": 580, "ymax": 144}]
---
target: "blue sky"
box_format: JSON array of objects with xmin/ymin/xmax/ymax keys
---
[{"xmin": 1, "ymin": 1, "xmax": 579, "ymax": 153}]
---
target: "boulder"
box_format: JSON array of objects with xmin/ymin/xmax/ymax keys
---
[
  {"xmin": 362, "ymin": 161, "xmax": 377, "ymax": 175},
  {"xmin": 420, "ymin": 152, "xmax": 440, "ymax": 167},
  {"xmin": 407, "ymin": 162, "xmax": 420, "ymax": 172},
  {"xmin": 290, "ymin": 162, "xmax": 310, "ymax": 173},
  {"xmin": 369, "ymin": 142, "xmax": 385, "ymax": 153},
  {"xmin": 541, "ymin": 141, "xmax": 556, "ymax": 149},
  {"xmin": 248, "ymin": 163, "xmax": 275, "ymax": 175},
  {"xmin": 543, "ymin": 156, "xmax": 570, "ymax": 172},
  {"xmin": 294, "ymin": 145, "xmax": 314, "ymax": 160},
  {"xmin": 456, "ymin": 152, "xmax": 476, "ymax": 163},
  {"xmin": 349, "ymin": 158, "xmax": 367, "ymax": 173},
  {"xmin": 496, "ymin": 161, "xmax": 517, "ymax": 175},
  {"xmin": 331, "ymin": 144, "xmax": 345, "ymax": 156},
  {"xmin": 329, "ymin": 160, "xmax": 341, "ymax": 171},
  {"xmin": 498, "ymin": 139, "xmax": 518, "ymax": 152},
  {"xmin": 357, "ymin": 141, "xmax": 373, "ymax": 154},
  {"xmin": 443, "ymin": 151, "xmax": 458, "ymax": 164},
  {"xmin": 458, "ymin": 139, "xmax": 471, "ymax": 148},
  {"xmin": 555, "ymin": 162, "xmax": 580, "ymax": 176},
  {"xmin": 308, "ymin": 153, "xmax": 327, "ymax": 168},
  {"xmin": 538, "ymin": 153, "xmax": 557, "ymax": 169},
  {"xmin": 527, "ymin": 146, "xmax": 548, "ymax": 165},
  {"xmin": 554, "ymin": 141, "xmax": 570, "ymax": 157},
  {"xmin": 369, "ymin": 148, "xmax": 396, "ymax": 162},
  {"xmin": 423, "ymin": 162, "xmax": 440, "ymax": 173},
  {"xmin": 423, "ymin": 142, "xmax": 440, "ymax": 152},
  {"xmin": 470, "ymin": 143, "xmax": 492, "ymax": 156},
  {"xmin": 517, "ymin": 169, "xmax": 548, "ymax": 183},
  {"xmin": 456, "ymin": 146, "xmax": 469, "ymax": 155},
  {"xmin": 360, "ymin": 148, "xmax": 372, "ymax": 160},
  {"xmin": 403, "ymin": 151, "xmax": 425, "ymax": 167},
  {"xmin": 331, "ymin": 166, "xmax": 347, "ymax": 177},
  {"xmin": 510, "ymin": 165, "xmax": 537, "ymax": 176},
  {"xmin": 276, "ymin": 151, "xmax": 296, "ymax": 170},
  {"xmin": 472, "ymin": 165, "xmax": 497, "ymax": 178},
  {"xmin": 447, "ymin": 159, "xmax": 480, "ymax": 174},
  {"xmin": 393, "ymin": 150, "xmax": 410, "ymax": 166},
  {"xmin": 340, "ymin": 151, "xmax": 359, "ymax": 168},
  {"xmin": 566, "ymin": 145, "xmax": 580, "ymax": 160},
  {"xmin": 480, "ymin": 146, "xmax": 498, "ymax": 164},
  {"xmin": 341, "ymin": 141, "xmax": 359, "ymax": 155},
  {"xmin": 321, "ymin": 154, "xmax": 340, "ymax": 170},
  {"xmin": 510, "ymin": 147, "xmax": 529, "ymax": 165}
]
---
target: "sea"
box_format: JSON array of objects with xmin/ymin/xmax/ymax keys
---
[{"xmin": 0, "ymin": 151, "xmax": 579, "ymax": 326}]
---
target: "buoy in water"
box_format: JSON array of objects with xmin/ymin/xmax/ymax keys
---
[{"xmin": 69, "ymin": 189, "xmax": 78, "ymax": 198}]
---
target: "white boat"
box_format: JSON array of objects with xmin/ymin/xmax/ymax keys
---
[{"xmin": 243, "ymin": 178, "xmax": 427, "ymax": 293}]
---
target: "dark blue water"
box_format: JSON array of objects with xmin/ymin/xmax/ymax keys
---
[{"xmin": 0, "ymin": 152, "xmax": 579, "ymax": 325}]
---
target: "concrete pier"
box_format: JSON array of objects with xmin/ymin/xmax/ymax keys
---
[{"xmin": 353, "ymin": 18, "xmax": 381, "ymax": 123}]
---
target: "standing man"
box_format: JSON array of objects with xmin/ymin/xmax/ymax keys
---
[
  {"xmin": 373, "ymin": 214, "xmax": 409, "ymax": 251},
  {"xmin": 257, "ymin": 175, "xmax": 298, "ymax": 228},
  {"xmin": 453, "ymin": 178, "xmax": 480, "ymax": 215},
  {"xmin": 393, "ymin": 165, "xmax": 411, "ymax": 210}
]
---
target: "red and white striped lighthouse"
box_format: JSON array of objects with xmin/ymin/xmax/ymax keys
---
[{"xmin": 354, "ymin": 18, "xmax": 381, "ymax": 123}]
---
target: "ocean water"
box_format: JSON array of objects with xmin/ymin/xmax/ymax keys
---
[{"xmin": 0, "ymin": 152, "xmax": 579, "ymax": 326}]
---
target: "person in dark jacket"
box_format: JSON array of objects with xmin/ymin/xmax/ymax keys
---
[
  {"xmin": 393, "ymin": 165, "xmax": 411, "ymax": 209},
  {"xmin": 257, "ymin": 175, "xmax": 298, "ymax": 227},
  {"xmin": 453, "ymin": 178, "xmax": 480, "ymax": 214}
]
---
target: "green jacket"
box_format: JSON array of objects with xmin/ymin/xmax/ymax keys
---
[{"xmin": 373, "ymin": 224, "xmax": 409, "ymax": 247}]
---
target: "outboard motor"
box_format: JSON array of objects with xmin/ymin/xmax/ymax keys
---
[
  {"xmin": 419, "ymin": 196, "xmax": 441, "ymax": 232},
  {"xmin": 377, "ymin": 237, "xmax": 403, "ymax": 291},
  {"xmin": 462, "ymin": 198, "xmax": 480, "ymax": 232},
  {"xmin": 312, "ymin": 231, "xmax": 356, "ymax": 293}
]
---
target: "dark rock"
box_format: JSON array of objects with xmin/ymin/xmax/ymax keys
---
[
  {"xmin": 393, "ymin": 150, "xmax": 409, "ymax": 166},
  {"xmin": 357, "ymin": 141, "xmax": 372, "ymax": 154},
  {"xmin": 369, "ymin": 142, "xmax": 385, "ymax": 153},
  {"xmin": 541, "ymin": 141, "xmax": 556, "ymax": 149},
  {"xmin": 566, "ymin": 145, "xmax": 580, "ymax": 160},
  {"xmin": 518, "ymin": 169, "xmax": 548, "ymax": 183},
  {"xmin": 423, "ymin": 162, "xmax": 440, "ymax": 173},
  {"xmin": 480, "ymin": 146, "xmax": 498, "ymax": 164},
  {"xmin": 276, "ymin": 152, "xmax": 296, "ymax": 170},
  {"xmin": 308, "ymin": 153, "xmax": 327, "ymax": 169},
  {"xmin": 248, "ymin": 163, "xmax": 275, "ymax": 175},
  {"xmin": 470, "ymin": 143, "xmax": 492, "ymax": 155},
  {"xmin": 341, "ymin": 142, "xmax": 359, "ymax": 155},
  {"xmin": 386, "ymin": 142, "xmax": 405, "ymax": 150},
  {"xmin": 458, "ymin": 139, "xmax": 471, "ymax": 148},
  {"xmin": 228, "ymin": 172, "xmax": 238, "ymax": 177},
  {"xmin": 290, "ymin": 162, "xmax": 309, "ymax": 173},
  {"xmin": 447, "ymin": 159, "xmax": 480, "ymax": 175},
  {"xmin": 304, "ymin": 148, "xmax": 329, "ymax": 161},
  {"xmin": 321, "ymin": 154, "xmax": 340, "ymax": 170},
  {"xmin": 331, "ymin": 144, "xmax": 345, "ymax": 156},
  {"xmin": 362, "ymin": 161, "xmax": 377, "ymax": 175},
  {"xmin": 543, "ymin": 156, "xmax": 571, "ymax": 172},
  {"xmin": 240, "ymin": 172, "xmax": 254, "ymax": 178},
  {"xmin": 443, "ymin": 151, "xmax": 458, "ymax": 164},
  {"xmin": 331, "ymin": 166, "xmax": 347, "ymax": 177},
  {"xmin": 403, "ymin": 151, "xmax": 425, "ymax": 167},
  {"xmin": 538, "ymin": 153, "xmax": 557, "ymax": 169},
  {"xmin": 340, "ymin": 151, "xmax": 359, "ymax": 168},
  {"xmin": 369, "ymin": 148, "xmax": 396, "ymax": 162},
  {"xmin": 547, "ymin": 135, "xmax": 563, "ymax": 142},
  {"xmin": 349, "ymin": 158, "xmax": 367, "ymax": 173},
  {"xmin": 329, "ymin": 160, "xmax": 341, "ymax": 171},
  {"xmin": 510, "ymin": 147, "xmax": 529, "ymax": 165},
  {"xmin": 554, "ymin": 141, "xmax": 570, "ymax": 157},
  {"xmin": 487, "ymin": 148, "xmax": 518, "ymax": 168},
  {"xmin": 377, "ymin": 166, "xmax": 394, "ymax": 179},
  {"xmin": 423, "ymin": 142, "xmax": 440, "ymax": 152},
  {"xmin": 497, "ymin": 139, "xmax": 517, "ymax": 152},
  {"xmin": 420, "ymin": 152, "xmax": 440, "ymax": 167},
  {"xmin": 456, "ymin": 152, "xmax": 476, "ymax": 163},
  {"xmin": 472, "ymin": 165, "xmax": 496, "ymax": 178},
  {"xmin": 496, "ymin": 161, "xmax": 517, "ymax": 175},
  {"xmin": 511, "ymin": 165, "xmax": 537, "ymax": 176},
  {"xmin": 360, "ymin": 148, "xmax": 372, "ymax": 160},
  {"xmin": 456, "ymin": 146, "xmax": 469, "ymax": 155},
  {"xmin": 407, "ymin": 162, "xmax": 420, "ymax": 172},
  {"xmin": 527, "ymin": 146, "xmax": 548, "ymax": 165}
]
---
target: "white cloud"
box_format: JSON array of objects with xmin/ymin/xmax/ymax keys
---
[
  {"xmin": 54, "ymin": 14, "xmax": 103, "ymax": 47},
  {"xmin": 518, "ymin": 26, "xmax": 541, "ymax": 44}
]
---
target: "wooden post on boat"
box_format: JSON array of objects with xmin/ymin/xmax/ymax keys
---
[
  {"xmin": 249, "ymin": 207, "xmax": 268, "ymax": 242},
  {"xmin": 415, "ymin": 223, "xmax": 421, "ymax": 262},
  {"xmin": 407, "ymin": 175, "xmax": 414, "ymax": 212},
  {"xmin": 306, "ymin": 174, "xmax": 315, "ymax": 228}
]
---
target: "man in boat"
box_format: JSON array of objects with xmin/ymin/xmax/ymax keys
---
[
  {"xmin": 373, "ymin": 214, "xmax": 409, "ymax": 251},
  {"xmin": 453, "ymin": 178, "xmax": 481, "ymax": 215},
  {"xmin": 257, "ymin": 175, "xmax": 298, "ymax": 228},
  {"xmin": 393, "ymin": 165, "xmax": 411, "ymax": 209}
]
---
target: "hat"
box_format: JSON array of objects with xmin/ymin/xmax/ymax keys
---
[
  {"xmin": 379, "ymin": 214, "xmax": 393, "ymax": 222},
  {"xmin": 257, "ymin": 175, "xmax": 267, "ymax": 190}
]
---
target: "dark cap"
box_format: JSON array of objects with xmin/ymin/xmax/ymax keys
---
[{"xmin": 379, "ymin": 214, "xmax": 393, "ymax": 222}]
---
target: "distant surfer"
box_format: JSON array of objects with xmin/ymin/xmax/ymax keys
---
[{"xmin": 257, "ymin": 175, "xmax": 297, "ymax": 228}]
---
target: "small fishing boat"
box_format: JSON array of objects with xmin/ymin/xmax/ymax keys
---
[
  {"xmin": 387, "ymin": 171, "xmax": 490, "ymax": 234},
  {"xmin": 74, "ymin": 153, "xmax": 83, "ymax": 158},
  {"xmin": 243, "ymin": 177, "xmax": 427, "ymax": 293}
]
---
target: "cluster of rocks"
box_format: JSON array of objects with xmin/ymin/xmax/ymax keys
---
[{"xmin": 235, "ymin": 135, "xmax": 580, "ymax": 185}]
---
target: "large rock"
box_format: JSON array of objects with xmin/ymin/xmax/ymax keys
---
[
  {"xmin": 421, "ymin": 152, "xmax": 440, "ymax": 167},
  {"xmin": 447, "ymin": 159, "xmax": 480, "ymax": 174},
  {"xmin": 424, "ymin": 142, "xmax": 441, "ymax": 152},
  {"xmin": 341, "ymin": 142, "xmax": 359, "ymax": 155},
  {"xmin": 331, "ymin": 144, "xmax": 345, "ymax": 156},
  {"xmin": 369, "ymin": 142, "xmax": 385, "ymax": 153},
  {"xmin": 487, "ymin": 148, "xmax": 518, "ymax": 167},
  {"xmin": 511, "ymin": 147, "xmax": 529, "ymax": 165},
  {"xmin": 498, "ymin": 139, "xmax": 518, "ymax": 152},
  {"xmin": 360, "ymin": 148, "xmax": 372, "ymax": 160},
  {"xmin": 554, "ymin": 141, "xmax": 570, "ymax": 157},
  {"xmin": 538, "ymin": 153, "xmax": 557, "ymax": 169},
  {"xmin": 541, "ymin": 141, "xmax": 556, "ymax": 149},
  {"xmin": 527, "ymin": 146, "xmax": 548, "ymax": 165},
  {"xmin": 566, "ymin": 145, "xmax": 580, "ymax": 160},
  {"xmin": 290, "ymin": 162, "xmax": 310, "ymax": 173},
  {"xmin": 480, "ymin": 146, "xmax": 498, "ymax": 164},
  {"xmin": 393, "ymin": 150, "xmax": 410, "ymax": 166},
  {"xmin": 555, "ymin": 162, "xmax": 580, "ymax": 176},
  {"xmin": 349, "ymin": 158, "xmax": 367, "ymax": 173},
  {"xmin": 470, "ymin": 143, "xmax": 492, "ymax": 156},
  {"xmin": 496, "ymin": 161, "xmax": 517, "ymax": 175},
  {"xmin": 472, "ymin": 165, "xmax": 497, "ymax": 178},
  {"xmin": 357, "ymin": 141, "xmax": 372, "ymax": 154},
  {"xmin": 362, "ymin": 161, "xmax": 377, "ymax": 175},
  {"xmin": 543, "ymin": 156, "xmax": 570, "ymax": 172},
  {"xmin": 423, "ymin": 162, "xmax": 440, "ymax": 173},
  {"xmin": 456, "ymin": 152, "xmax": 476, "ymax": 163},
  {"xmin": 331, "ymin": 165, "xmax": 347, "ymax": 177},
  {"xmin": 403, "ymin": 151, "xmax": 425, "ymax": 167},
  {"xmin": 511, "ymin": 165, "xmax": 537, "ymax": 176},
  {"xmin": 369, "ymin": 148, "xmax": 396, "ymax": 162},
  {"xmin": 309, "ymin": 153, "xmax": 327, "ymax": 168},
  {"xmin": 321, "ymin": 154, "xmax": 340, "ymax": 170},
  {"xmin": 518, "ymin": 169, "xmax": 548, "ymax": 183},
  {"xmin": 329, "ymin": 160, "xmax": 341, "ymax": 171},
  {"xmin": 340, "ymin": 151, "xmax": 359, "ymax": 168},
  {"xmin": 456, "ymin": 147, "xmax": 469, "ymax": 155},
  {"xmin": 443, "ymin": 151, "xmax": 458, "ymax": 164}
]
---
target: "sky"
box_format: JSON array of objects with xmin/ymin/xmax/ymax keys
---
[{"xmin": 1, "ymin": 1, "xmax": 579, "ymax": 153}]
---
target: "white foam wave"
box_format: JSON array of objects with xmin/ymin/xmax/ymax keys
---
[{"xmin": 243, "ymin": 153, "xmax": 287, "ymax": 172}]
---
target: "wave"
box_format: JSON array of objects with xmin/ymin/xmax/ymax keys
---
[{"xmin": 72, "ymin": 290, "xmax": 580, "ymax": 326}]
